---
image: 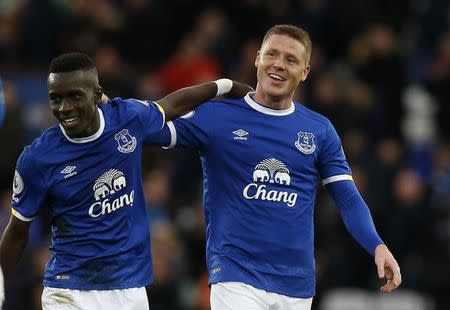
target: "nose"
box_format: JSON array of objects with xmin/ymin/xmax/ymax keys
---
[
  {"xmin": 272, "ymin": 57, "xmax": 285, "ymax": 70},
  {"xmin": 58, "ymin": 98, "xmax": 73, "ymax": 113}
]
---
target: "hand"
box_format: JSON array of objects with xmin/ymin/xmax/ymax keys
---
[
  {"xmin": 223, "ymin": 81, "xmax": 253, "ymax": 99},
  {"xmin": 374, "ymin": 244, "xmax": 401, "ymax": 293},
  {"xmin": 100, "ymin": 94, "xmax": 110, "ymax": 104}
]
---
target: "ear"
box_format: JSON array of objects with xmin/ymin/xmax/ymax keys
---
[
  {"xmin": 95, "ymin": 86, "xmax": 103, "ymax": 103},
  {"xmin": 255, "ymin": 50, "xmax": 261, "ymax": 68},
  {"xmin": 301, "ymin": 65, "xmax": 311, "ymax": 82}
]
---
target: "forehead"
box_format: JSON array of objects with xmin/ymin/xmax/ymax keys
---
[
  {"xmin": 48, "ymin": 70, "xmax": 96, "ymax": 92},
  {"xmin": 262, "ymin": 33, "xmax": 307, "ymax": 57}
]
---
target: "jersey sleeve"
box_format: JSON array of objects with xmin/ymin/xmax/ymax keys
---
[
  {"xmin": 169, "ymin": 106, "xmax": 212, "ymax": 150},
  {"xmin": 125, "ymin": 98, "xmax": 166, "ymax": 137},
  {"xmin": 326, "ymin": 180, "xmax": 384, "ymax": 254},
  {"xmin": 144, "ymin": 124, "xmax": 172, "ymax": 147},
  {"xmin": 148, "ymin": 104, "xmax": 213, "ymax": 150},
  {"xmin": 318, "ymin": 121, "xmax": 353, "ymax": 185},
  {"xmin": 11, "ymin": 149, "xmax": 48, "ymax": 221}
]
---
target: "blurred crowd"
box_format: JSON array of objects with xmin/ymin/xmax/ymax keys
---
[{"xmin": 0, "ymin": 0, "xmax": 449, "ymax": 309}]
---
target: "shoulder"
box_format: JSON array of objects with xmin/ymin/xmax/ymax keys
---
[
  {"xmin": 27, "ymin": 125, "xmax": 62, "ymax": 154},
  {"xmin": 17, "ymin": 125, "xmax": 60, "ymax": 169},
  {"xmin": 193, "ymin": 97, "xmax": 245, "ymax": 113},
  {"xmin": 107, "ymin": 97, "xmax": 162, "ymax": 117},
  {"xmin": 109, "ymin": 97, "xmax": 152, "ymax": 107}
]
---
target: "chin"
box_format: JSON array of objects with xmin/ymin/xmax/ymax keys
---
[
  {"xmin": 63, "ymin": 126, "xmax": 84, "ymax": 138},
  {"xmin": 265, "ymin": 89, "xmax": 288, "ymax": 99}
]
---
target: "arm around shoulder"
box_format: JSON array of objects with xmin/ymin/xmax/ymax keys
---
[{"xmin": 156, "ymin": 79, "xmax": 253, "ymax": 120}]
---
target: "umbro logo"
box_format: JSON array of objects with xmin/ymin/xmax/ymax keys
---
[
  {"xmin": 61, "ymin": 166, "xmax": 77, "ymax": 179},
  {"xmin": 233, "ymin": 129, "xmax": 249, "ymax": 140}
]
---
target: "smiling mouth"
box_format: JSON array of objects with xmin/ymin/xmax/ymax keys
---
[
  {"xmin": 61, "ymin": 117, "xmax": 80, "ymax": 128},
  {"xmin": 268, "ymin": 73, "xmax": 286, "ymax": 82}
]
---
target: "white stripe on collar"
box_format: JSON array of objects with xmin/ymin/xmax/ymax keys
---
[
  {"xmin": 244, "ymin": 92, "xmax": 295, "ymax": 116},
  {"xmin": 60, "ymin": 108, "xmax": 105, "ymax": 143}
]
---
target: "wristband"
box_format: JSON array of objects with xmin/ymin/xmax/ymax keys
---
[{"xmin": 214, "ymin": 79, "xmax": 233, "ymax": 96}]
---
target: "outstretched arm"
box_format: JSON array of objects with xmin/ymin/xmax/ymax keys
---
[
  {"xmin": 155, "ymin": 79, "xmax": 253, "ymax": 120},
  {"xmin": 0, "ymin": 215, "xmax": 31, "ymax": 287},
  {"xmin": 327, "ymin": 180, "xmax": 401, "ymax": 293}
]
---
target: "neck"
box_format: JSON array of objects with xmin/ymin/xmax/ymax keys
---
[
  {"xmin": 87, "ymin": 109, "xmax": 101, "ymax": 136},
  {"xmin": 252, "ymin": 89, "xmax": 293, "ymax": 110},
  {"xmin": 78, "ymin": 108, "xmax": 100, "ymax": 138}
]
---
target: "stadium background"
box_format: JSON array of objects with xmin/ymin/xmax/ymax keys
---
[{"xmin": 0, "ymin": 0, "xmax": 449, "ymax": 309}]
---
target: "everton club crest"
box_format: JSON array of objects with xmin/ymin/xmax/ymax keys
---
[
  {"xmin": 115, "ymin": 129, "xmax": 137, "ymax": 153},
  {"xmin": 295, "ymin": 131, "xmax": 316, "ymax": 154}
]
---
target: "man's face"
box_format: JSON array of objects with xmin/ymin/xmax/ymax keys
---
[
  {"xmin": 48, "ymin": 70, "xmax": 101, "ymax": 138},
  {"xmin": 255, "ymin": 34, "xmax": 310, "ymax": 102}
]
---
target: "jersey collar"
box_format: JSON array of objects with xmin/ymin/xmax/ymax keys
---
[
  {"xmin": 60, "ymin": 108, "xmax": 105, "ymax": 143},
  {"xmin": 244, "ymin": 92, "xmax": 295, "ymax": 116}
]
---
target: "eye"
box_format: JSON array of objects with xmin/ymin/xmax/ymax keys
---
[
  {"xmin": 286, "ymin": 57, "xmax": 297, "ymax": 64},
  {"xmin": 49, "ymin": 96, "xmax": 61, "ymax": 105}
]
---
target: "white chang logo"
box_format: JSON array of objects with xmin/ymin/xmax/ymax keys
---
[
  {"xmin": 12, "ymin": 170, "xmax": 24, "ymax": 203},
  {"xmin": 295, "ymin": 131, "xmax": 316, "ymax": 154},
  {"xmin": 89, "ymin": 169, "xmax": 134, "ymax": 218},
  {"xmin": 115, "ymin": 129, "xmax": 137, "ymax": 153},
  {"xmin": 243, "ymin": 158, "xmax": 298, "ymax": 207}
]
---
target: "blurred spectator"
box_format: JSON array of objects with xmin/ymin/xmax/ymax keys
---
[
  {"xmin": 136, "ymin": 71, "xmax": 165, "ymax": 100},
  {"xmin": 425, "ymin": 33, "xmax": 450, "ymax": 140},
  {"xmin": 194, "ymin": 272, "xmax": 210, "ymax": 310},
  {"xmin": 148, "ymin": 221, "xmax": 186, "ymax": 310},
  {"xmin": 143, "ymin": 165, "xmax": 172, "ymax": 226},
  {"xmin": 431, "ymin": 143, "xmax": 450, "ymax": 210},
  {"xmin": 157, "ymin": 31, "xmax": 222, "ymax": 93},
  {"xmin": 402, "ymin": 85, "xmax": 437, "ymax": 181},
  {"xmin": 94, "ymin": 45, "xmax": 135, "ymax": 98},
  {"xmin": 119, "ymin": 0, "xmax": 171, "ymax": 68},
  {"xmin": 351, "ymin": 23, "xmax": 406, "ymax": 137},
  {"xmin": 0, "ymin": 81, "xmax": 25, "ymax": 190},
  {"xmin": 229, "ymin": 38, "xmax": 259, "ymax": 87},
  {"xmin": 0, "ymin": 0, "xmax": 25, "ymax": 63}
]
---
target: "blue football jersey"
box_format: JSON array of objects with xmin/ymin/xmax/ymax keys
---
[
  {"xmin": 147, "ymin": 93, "xmax": 352, "ymax": 298},
  {"xmin": 11, "ymin": 98, "xmax": 164, "ymax": 290}
]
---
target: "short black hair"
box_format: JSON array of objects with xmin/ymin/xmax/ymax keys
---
[{"xmin": 49, "ymin": 52, "xmax": 96, "ymax": 74}]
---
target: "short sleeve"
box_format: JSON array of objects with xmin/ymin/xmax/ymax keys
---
[
  {"xmin": 168, "ymin": 105, "xmax": 213, "ymax": 151},
  {"xmin": 144, "ymin": 124, "xmax": 172, "ymax": 147},
  {"xmin": 318, "ymin": 121, "xmax": 353, "ymax": 185},
  {"xmin": 126, "ymin": 99, "xmax": 165, "ymax": 137},
  {"xmin": 11, "ymin": 149, "xmax": 48, "ymax": 221}
]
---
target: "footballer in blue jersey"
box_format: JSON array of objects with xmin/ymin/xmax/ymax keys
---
[
  {"xmin": 0, "ymin": 53, "xmax": 252, "ymax": 309},
  {"xmin": 12, "ymin": 99, "xmax": 162, "ymax": 290},
  {"xmin": 146, "ymin": 25, "xmax": 401, "ymax": 310}
]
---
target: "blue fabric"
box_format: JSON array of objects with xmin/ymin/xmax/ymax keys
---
[
  {"xmin": 0, "ymin": 78, "xmax": 5, "ymax": 127},
  {"xmin": 146, "ymin": 93, "xmax": 353, "ymax": 298},
  {"xmin": 12, "ymin": 98, "xmax": 163, "ymax": 289},
  {"xmin": 326, "ymin": 180, "xmax": 384, "ymax": 254}
]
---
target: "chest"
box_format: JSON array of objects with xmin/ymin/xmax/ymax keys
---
[
  {"xmin": 47, "ymin": 126, "xmax": 143, "ymax": 203},
  {"xmin": 207, "ymin": 113, "xmax": 321, "ymax": 176}
]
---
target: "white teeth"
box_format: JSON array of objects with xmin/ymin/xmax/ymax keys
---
[
  {"xmin": 268, "ymin": 73, "xmax": 285, "ymax": 81},
  {"xmin": 63, "ymin": 117, "xmax": 79, "ymax": 125}
]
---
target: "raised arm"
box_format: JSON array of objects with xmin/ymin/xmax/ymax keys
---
[
  {"xmin": 0, "ymin": 215, "xmax": 31, "ymax": 287},
  {"xmin": 155, "ymin": 79, "xmax": 253, "ymax": 120}
]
